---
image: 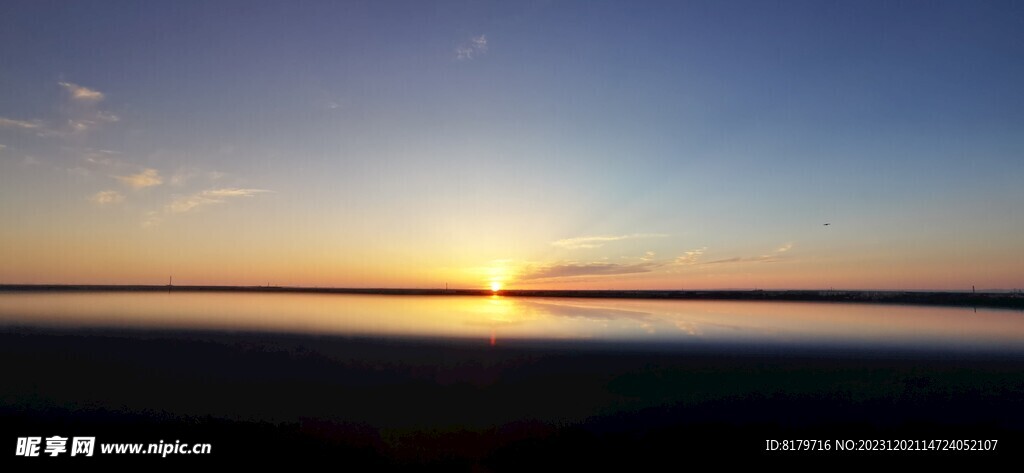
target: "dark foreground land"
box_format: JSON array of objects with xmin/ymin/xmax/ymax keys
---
[
  {"xmin": 3, "ymin": 284, "xmax": 1024, "ymax": 310},
  {"xmin": 3, "ymin": 326, "xmax": 1024, "ymax": 467}
]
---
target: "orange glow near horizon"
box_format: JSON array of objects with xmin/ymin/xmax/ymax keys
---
[{"xmin": 0, "ymin": 220, "xmax": 1022, "ymax": 291}]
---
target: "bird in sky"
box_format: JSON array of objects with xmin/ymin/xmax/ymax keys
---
[{"xmin": 823, "ymin": 223, "xmax": 831, "ymax": 226}]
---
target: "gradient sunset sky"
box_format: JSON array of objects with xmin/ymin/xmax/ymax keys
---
[{"xmin": 1, "ymin": 1, "xmax": 1022, "ymax": 290}]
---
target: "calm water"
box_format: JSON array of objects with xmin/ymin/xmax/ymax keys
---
[{"xmin": 1, "ymin": 291, "xmax": 1023, "ymax": 352}]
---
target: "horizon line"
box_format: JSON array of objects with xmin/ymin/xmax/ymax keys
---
[
  {"xmin": 0, "ymin": 283, "xmax": 1021, "ymax": 293},
  {"xmin": 1, "ymin": 284, "xmax": 1022, "ymax": 311}
]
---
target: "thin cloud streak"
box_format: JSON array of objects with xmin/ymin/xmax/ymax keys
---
[
  {"xmin": 82, "ymin": 149, "xmax": 122, "ymax": 166},
  {"xmin": 552, "ymin": 233, "xmax": 668, "ymax": 250},
  {"xmin": 58, "ymin": 81, "xmax": 105, "ymax": 102},
  {"xmin": 520, "ymin": 261, "xmax": 663, "ymax": 280},
  {"xmin": 116, "ymin": 169, "xmax": 163, "ymax": 189},
  {"xmin": 90, "ymin": 190, "xmax": 125, "ymax": 205},
  {"xmin": 166, "ymin": 188, "xmax": 271, "ymax": 214},
  {"xmin": 704, "ymin": 243, "xmax": 795, "ymax": 265},
  {"xmin": 0, "ymin": 117, "xmax": 43, "ymax": 130}
]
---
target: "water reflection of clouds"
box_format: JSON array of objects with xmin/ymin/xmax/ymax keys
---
[
  {"xmin": 513, "ymin": 299, "xmax": 786, "ymax": 338},
  {"xmin": 516, "ymin": 300, "xmax": 656, "ymax": 322},
  {"xmin": 672, "ymin": 320, "xmax": 701, "ymax": 336},
  {"xmin": 663, "ymin": 311, "xmax": 780, "ymax": 336},
  {"xmin": 516, "ymin": 300, "xmax": 679, "ymax": 336}
]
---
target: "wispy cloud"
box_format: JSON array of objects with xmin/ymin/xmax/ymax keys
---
[
  {"xmin": 0, "ymin": 117, "xmax": 43, "ymax": 130},
  {"xmin": 2, "ymin": 81, "xmax": 117, "ymax": 137},
  {"xmin": 58, "ymin": 81, "xmax": 105, "ymax": 102},
  {"xmin": 90, "ymin": 190, "xmax": 124, "ymax": 205},
  {"xmin": 520, "ymin": 261, "xmax": 662, "ymax": 280},
  {"xmin": 166, "ymin": 188, "xmax": 270, "ymax": 214},
  {"xmin": 82, "ymin": 149, "xmax": 122, "ymax": 166},
  {"xmin": 201, "ymin": 188, "xmax": 269, "ymax": 198},
  {"xmin": 66, "ymin": 112, "xmax": 119, "ymax": 135},
  {"xmin": 169, "ymin": 167, "xmax": 225, "ymax": 186},
  {"xmin": 704, "ymin": 257, "xmax": 744, "ymax": 264},
  {"xmin": 674, "ymin": 247, "xmax": 707, "ymax": 265},
  {"xmin": 116, "ymin": 169, "xmax": 163, "ymax": 189},
  {"xmin": 0, "ymin": 117, "xmax": 71, "ymax": 138},
  {"xmin": 456, "ymin": 34, "xmax": 488, "ymax": 60},
  {"xmin": 95, "ymin": 111, "xmax": 119, "ymax": 122},
  {"xmin": 69, "ymin": 120, "xmax": 91, "ymax": 133},
  {"xmin": 704, "ymin": 243, "xmax": 794, "ymax": 265},
  {"xmin": 141, "ymin": 211, "xmax": 162, "ymax": 228},
  {"xmin": 552, "ymin": 233, "xmax": 668, "ymax": 250}
]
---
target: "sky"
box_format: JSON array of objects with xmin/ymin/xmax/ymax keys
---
[{"xmin": 1, "ymin": 0, "xmax": 1023, "ymax": 290}]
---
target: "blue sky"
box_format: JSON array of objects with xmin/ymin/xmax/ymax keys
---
[{"xmin": 1, "ymin": 1, "xmax": 1023, "ymax": 289}]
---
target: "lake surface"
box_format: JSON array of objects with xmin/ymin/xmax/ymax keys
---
[
  {"xmin": 5, "ymin": 291, "xmax": 1024, "ymax": 465},
  {"xmin": 1, "ymin": 291, "xmax": 1022, "ymax": 353}
]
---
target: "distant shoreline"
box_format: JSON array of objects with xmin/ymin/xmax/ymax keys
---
[{"xmin": 2, "ymin": 284, "xmax": 1023, "ymax": 310}]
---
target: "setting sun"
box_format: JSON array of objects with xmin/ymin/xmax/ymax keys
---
[{"xmin": 490, "ymin": 282, "xmax": 502, "ymax": 292}]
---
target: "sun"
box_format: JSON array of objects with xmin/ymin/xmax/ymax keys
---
[{"xmin": 490, "ymin": 281, "xmax": 502, "ymax": 292}]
